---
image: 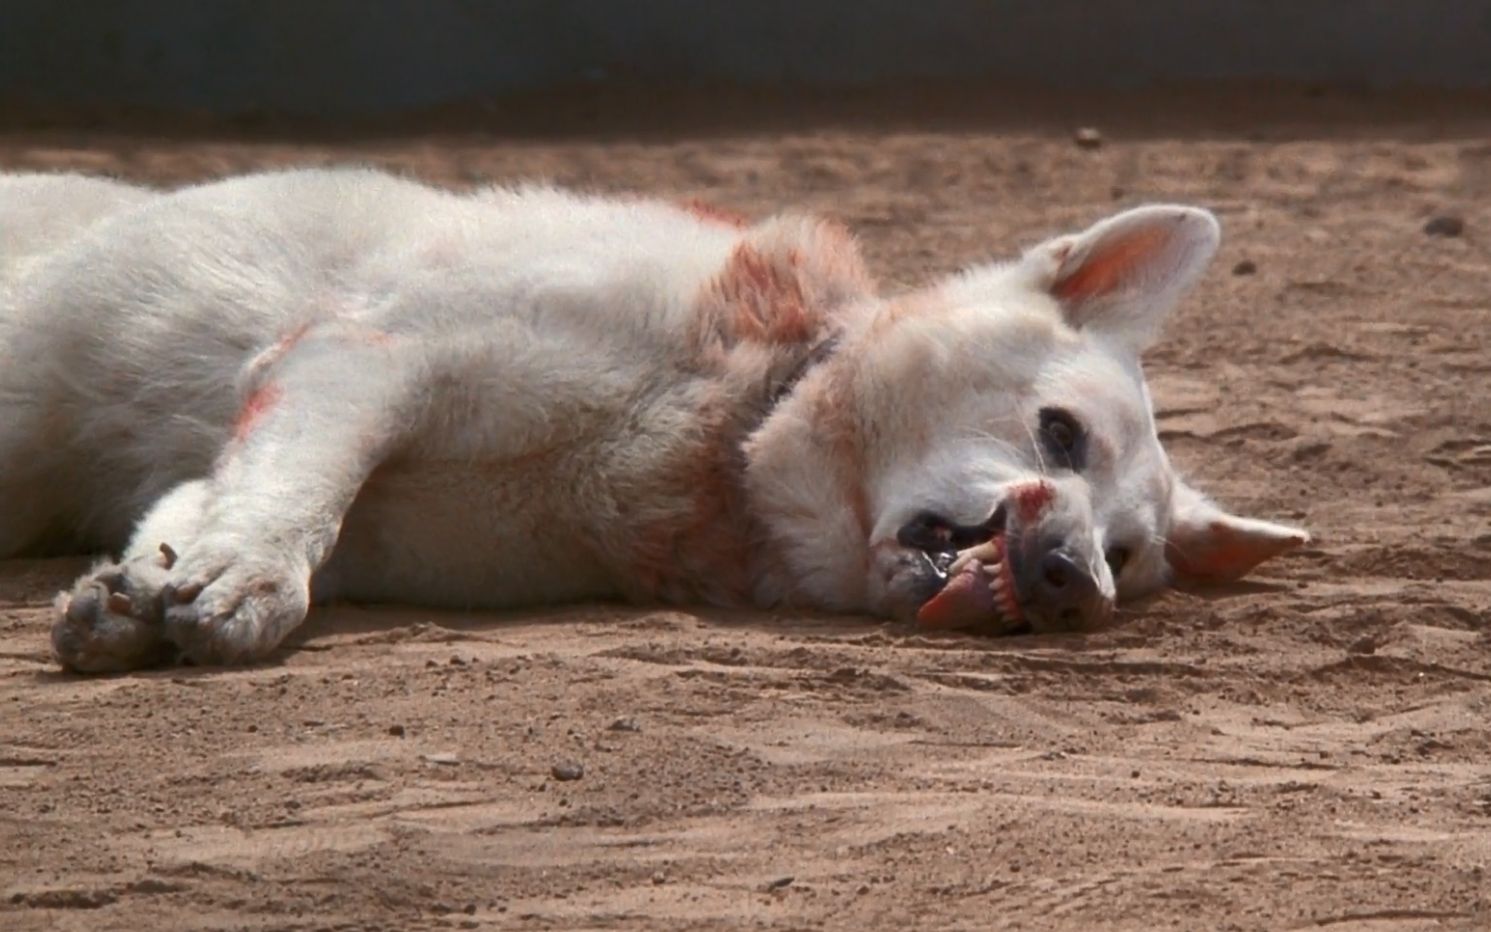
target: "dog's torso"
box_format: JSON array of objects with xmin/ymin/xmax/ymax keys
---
[{"xmin": 1, "ymin": 169, "xmax": 871, "ymax": 610}]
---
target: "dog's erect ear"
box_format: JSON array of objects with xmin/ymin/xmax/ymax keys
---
[
  {"xmin": 1026, "ymin": 205, "xmax": 1220, "ymax": 351},
  {"xmin": 1165, "ymin": 481, "xmax": 1309, "ymax": 584}
]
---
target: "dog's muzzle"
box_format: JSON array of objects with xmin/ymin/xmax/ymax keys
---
[{"xmin": 900, "ymin": 502, "xmax": 1114, "ymax": 633}]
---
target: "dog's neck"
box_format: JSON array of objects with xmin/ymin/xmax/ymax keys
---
[
  {"xmin": 763, "ymin": 332, "xmax": 840, "ymax": 418},
  {"xmin": 738, "ymin": 305, "xmax": 884, "ymax": 613},
  {"xmin": 621, "ymin": 218, "xmax": 879, "ymax": 610}
]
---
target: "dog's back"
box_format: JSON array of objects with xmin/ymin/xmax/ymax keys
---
[{"xmin": 0, "ymin": 174, "xmax": 151, "ymax": 277}]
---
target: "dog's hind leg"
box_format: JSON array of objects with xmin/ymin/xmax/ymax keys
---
[
  {"xmin": 0, "ymin": 175, "xmax": 154, "ymax": 557},
  {"xmin": 0, "ymin": 474, "xmax": 55, "ymax": 559},
  {"xmin": 0, "ymin": 397, "xmax": 70, "ymax": 558},
  {"xmin": 0, "ymin": 332, "xmax": 64, "ymax": 556}
]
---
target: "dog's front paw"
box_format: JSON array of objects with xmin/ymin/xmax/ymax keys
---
[
  {"xmin": 52, "ymin": 548, "xmax": 177, "ymax": 673},
  {"xmin": 160, "ymin": 543, "xmax": 310, "ymax": 666}
]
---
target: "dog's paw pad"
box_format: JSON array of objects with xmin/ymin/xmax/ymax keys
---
[
  {"xmin": 51, "ymin": 565, "xmax": 173, "ymax": 673},
  {"xmin": 161, "ymin": 557, "xmax": 308, "ymax": 667}
]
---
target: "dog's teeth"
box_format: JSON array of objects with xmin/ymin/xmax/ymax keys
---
[
  {"xmin": 106, "ymin": 592, "xmax": 133, "ymax": 615},
  {"xmin": 964, "ymin": 538, "xmax": 1002, "ymax": 559}
]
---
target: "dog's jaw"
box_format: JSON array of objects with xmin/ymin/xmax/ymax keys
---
[{"xmin": 915, "ymin": 533, "xmax": 1026, "ymax": 633}]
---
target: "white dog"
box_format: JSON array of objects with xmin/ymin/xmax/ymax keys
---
[{"xmin": 0, "ymin": 169, "xmax": 1307, "ymax": 672}]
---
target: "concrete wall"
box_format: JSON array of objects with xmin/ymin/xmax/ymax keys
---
[{"xmin": 3, "ymin": 1, "xmax": 1489, "ymax": 116}]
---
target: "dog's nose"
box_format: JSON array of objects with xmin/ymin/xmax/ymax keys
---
[{"xmin": 1029, "ymin": 543, "xmax": 1109, "ymax": 630}]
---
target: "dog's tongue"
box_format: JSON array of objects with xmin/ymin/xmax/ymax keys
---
[{"xmin": 916, "ymin": 562, "xmax": 996, "ymax": 629}]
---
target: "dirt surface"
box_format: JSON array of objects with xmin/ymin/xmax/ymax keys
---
[{"xmin": 2, "ymin": 86, "xmax": 1490, "ymax": 930}]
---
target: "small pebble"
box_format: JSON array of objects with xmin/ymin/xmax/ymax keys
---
[
  {"xmin": 765, "ymin": 875, "xmax": 795, "ymax": 891},
  {"xmin": 608, "ymin": 717, "xmax": 641, "ymax": 733},
  {"xmin": 652, "ymin": 872, "xmax": 667, "ymax": 885},
  {"xmin": 1232, "ymin": 259, "xmax": 1257, "ymax": 275},
  {"xmin": 1347, "ymin": 636, "xmax": 1377, "ymax": 655},
  {"xmin": 551, "ymin": 761, "xmax": 584, "ymax": 781},
  {"xmin": 1074, "ymin": 127, "xmax": 1104, "ymax": 149},
  {"xmin": 388, "ymin": 724, "xmax": 405, "ymax": 737},
  {"xmin": 422, "ymin": 752, "xmax": 460, "ymax": 766},
  {"xmin": 1424, "ymin": 215, "xmax": 1464, "ymax": 237}
]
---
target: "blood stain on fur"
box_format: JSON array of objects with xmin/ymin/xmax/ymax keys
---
[
  {"xmin": 679, "ymin": 198, "xmax": 751, "ymax": 229},
  {"xmin": 713, "ymin": 243, "xmax": 818, "ymax": 345},
  {"xmin": 233, "ymin": 384, "xmax": 283, "ymax": 441},
  {"xmin": 1015, "ymin": 480, "xmax": 1055, "ymax": 524}
]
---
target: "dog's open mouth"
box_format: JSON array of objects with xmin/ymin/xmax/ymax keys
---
[{"xmin": 915, "ymin": 533, "xmax": 1026, "ymax": 632}]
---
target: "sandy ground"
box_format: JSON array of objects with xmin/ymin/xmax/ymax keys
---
[{"xmin": 2, "ymin": 86, "xmax": 1489, "ymax": 930}]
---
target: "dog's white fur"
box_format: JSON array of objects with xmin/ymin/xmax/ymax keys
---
[{"xmin": 0, "ymin": 169, "xmax": 1307, "ymax": 672}]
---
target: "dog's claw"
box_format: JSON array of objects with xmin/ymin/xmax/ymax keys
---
[
  {"xmin": 53, "ymin": 562, "xmax": 174, "ymax": 673},
  {"xmin": 159, "ymin": 542, "xmax": 178, "ymax": 569},
  {"xmin": 169, "ymin": 581, "xmax": 203, "ymax": 604}
]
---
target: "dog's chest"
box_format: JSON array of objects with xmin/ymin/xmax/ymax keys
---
[
  {"xmin": 313, "ymin": 456, "xmax": 620, "ymax": 608},
  {"xmin": 311, "ymin": 375, "xmax": 765, "ymax": 609}
]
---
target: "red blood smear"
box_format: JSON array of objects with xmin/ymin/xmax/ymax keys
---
[{"xmin": 1015, "ymin": 481, "xmax": 1054, "ymax": 524}]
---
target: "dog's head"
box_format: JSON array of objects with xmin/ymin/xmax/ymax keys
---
[{"xmin": 750, "ymin": 204, "xmax": 1307, "ymax": 631}]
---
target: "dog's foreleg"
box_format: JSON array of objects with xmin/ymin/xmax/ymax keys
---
[
  {"xmin": 54, "ymin": 324, "xmax": 419, "ymax": 670},
  {"xmin": 162, "ymin": 325, "xmax": 420, "ymax": 665}
]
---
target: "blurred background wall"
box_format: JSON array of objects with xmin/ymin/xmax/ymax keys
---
[{"xmin": 3, "ymin": 0, "xmax": 1489, "ymax": 117}]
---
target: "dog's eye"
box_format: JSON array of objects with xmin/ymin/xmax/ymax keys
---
[
  {"xmin": 1105, "ymin": 545, "xmax": 1130, "ymax": 578},
  {"xmin": 1038, "ymin": 407, "xmax": 1087, "ymax": 471}
]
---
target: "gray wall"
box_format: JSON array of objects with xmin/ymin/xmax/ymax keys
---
[{"xmin": 3, "ymin": 1, "xmax": 1490, "ymax": 117}]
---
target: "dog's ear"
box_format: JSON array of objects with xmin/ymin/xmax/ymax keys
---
[
  {"xmin": 1165, "ymin": 480, "xmax": 1309, "ymax": 584},
  {"xmin": 1026, "ymin": 205, "xmax": 1220, "ymax": 351}
]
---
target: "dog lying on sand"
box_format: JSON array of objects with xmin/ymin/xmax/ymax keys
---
[{"xmin": 0, "ymin": 169, "xmax": 1307, "ymax": 672}]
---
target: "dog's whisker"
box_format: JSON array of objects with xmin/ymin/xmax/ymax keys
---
[
  {"xmin": 1019, "ymin": 418, "xmax": 1051, "ymax": 478},
  {"xmin": 955, "ymin": 426, "xmax": 1031, "ymax": 466},
  {"xmin": 1148, "ymin": 531, "xmax": 1187, "ymax": 560},
  {"xmin": 956, "ymin": 418, "xmax": 1050, "ymax": 478}
]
